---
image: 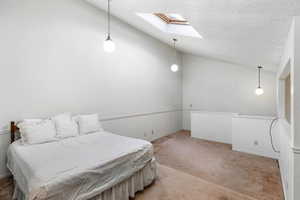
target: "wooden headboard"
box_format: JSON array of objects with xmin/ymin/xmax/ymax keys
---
[{"xmin": 10, "ymin": 121, "xmax": 19, "ymax": 143}]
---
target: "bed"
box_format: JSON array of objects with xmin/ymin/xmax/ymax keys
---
[{"xmin": 7, "ymin": 122, "xmax": 157, "ymax": 200}]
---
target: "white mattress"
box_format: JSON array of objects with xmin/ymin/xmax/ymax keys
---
[{"xmin": 7, "ymin": 131, "xmax": 154, "ymax": 200}]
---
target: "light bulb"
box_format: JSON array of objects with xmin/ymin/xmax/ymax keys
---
[
  {"xmin": 103, "ymin": 38, "xmax": 115, "ymax": 53},
  {"xmin": 255, "ymin": 87, "xmax": 264, "ymax": 96},
  {"xmin": 170, "ymin": 64, "xmax": 179, "ymax": 72}
]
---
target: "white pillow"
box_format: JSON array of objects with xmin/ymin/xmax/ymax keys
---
[
  {"xmin": 18, "ymin": 120, "xmax": 57, "ymax": 145},
  {"xmin": 18, "ymin": 119, "xmax": 43, "ymax": 143},
  {"xmin": 52, "ymin": 113, "xmax": 79, "ymax": 138},
  {"xmin": 78, "ymin": 114, "xmax": 103, "ymax": 135}
]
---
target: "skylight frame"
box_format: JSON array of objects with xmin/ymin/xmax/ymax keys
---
[
  {"xmin": 136, "ymin": 13, "xmax": 203, "ymax": 38},
  {"xmin": 154, "ymin": 13, "xmax": 190, "ymax": 25}
]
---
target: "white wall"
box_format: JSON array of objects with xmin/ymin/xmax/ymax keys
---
[
  {"xmin": 276, "ymin": 19, "xmax": 294, "ymax": 200},
  {"xmin": 182, "ymin": 54, "xmax": 277, "ymax": 130},
  {"xmin": 232, "ymin": 115, "xmax": 279, "ymax": 159},
  {"xmin": 191, "ymin": 111, "xmax": 234, "ymax": 144},
  {"xmin": 276, "ymin": 17, "xmax": 300, "ymax": 200},
  {"xmin": 293, "ymin": 18, "xmax": 300, "ymax": 200},
  {"xmin": 0, "ymin": 0, "xmax": 182, "ymax": 178},
  {"xmin": 190, "ymin": 111, "xmax": 279, "ymax": 159},
  {"xmin": 279, "ymin": 120, "xmax": 292, "ymax": 200}
]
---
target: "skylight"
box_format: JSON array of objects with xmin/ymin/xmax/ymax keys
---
[
  {"xmin": 154, "ymin": 13, "xmax": 189, "ymax": 25},
  {"xmin": 136, "ymin": 13, "xmax": 202, "ymax": 38}
]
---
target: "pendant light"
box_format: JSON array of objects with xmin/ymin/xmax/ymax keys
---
[
  {"xmin": 103, "ymin": 0, "xmax": 115, "ymax": 53},
  {"xmin": 255, "ymin": 66, "xmax": 264, "ymax": 96},
  {"xmin": 170, "ymin": 38, "xmax": 179, "ymax": 72}
]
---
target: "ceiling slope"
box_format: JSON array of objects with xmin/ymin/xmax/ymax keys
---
[{"xmin": 87, "ymin": 0, "xmax": 300, "ymax": 71}]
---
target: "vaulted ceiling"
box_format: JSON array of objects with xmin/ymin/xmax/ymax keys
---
[{"xmin": 87, "ymin": 0, "xmax": 300, "ymax": 71}]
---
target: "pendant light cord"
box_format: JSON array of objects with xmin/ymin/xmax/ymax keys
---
[
  {"xmin": 173, "ymin": 38, "xmax": 176, "ymax": 49},
  {"xmin": 107, "ymin": 0, "xmax": 111, "ymax": 37},
  {"xmin": 258, "ymin": 66, "xmax": 262, "ymax": 88},
  {"xmin": 173, "ymin": 38, "xmax": 177, "ymax": 62},
  {"xmin": 259, "ymin": 67, "xmax": 261, "ymax": 88}
]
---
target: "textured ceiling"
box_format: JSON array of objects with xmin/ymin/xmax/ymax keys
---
[{"xmin": 87, "ymin": 0, "xmax": 300, "ymax": 71}]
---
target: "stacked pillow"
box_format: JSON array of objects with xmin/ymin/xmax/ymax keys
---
[
  {"xmin": 17, "ymin": 113, "xmax": 103, "ymax": 145},
  {"xmin": 77, "ymin": 114, "xmax": 104, "ymax": 135},
  {"xmin": 52, "ymin": 113, "xmax": 79, "ymax": 139},
  {"xmin": 18, "ymin": 119, "xmax": 57, "ymax": 145}
]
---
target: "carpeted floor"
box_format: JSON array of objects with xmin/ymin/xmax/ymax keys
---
[
  {"xmin": 0, "ymin": 131, "xmax": 283, "ymax": 200},
  {"xmin": 0, "ymin": 176, "xmax": 13, "ymax": 200},
  {"xmin": 135, "ymin": 164, "xmax": 257, "ymax": 200},
  {"xmin": 150, "ymin": 131, "xmax": 283, "ymax": 200}
]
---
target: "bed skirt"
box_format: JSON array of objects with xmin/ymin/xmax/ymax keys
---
[{"xmin": 13, "ymin": 158, "xmax": 157, "ymax": 200}]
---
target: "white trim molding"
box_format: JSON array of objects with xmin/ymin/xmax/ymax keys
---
[
  {"xmin": 100, "ymin": 109, "xmax": 181, "ymax": 121},
  {"xmin": 291, "ymin": 145, "xmax": 300, "ymax": 154},
  {"xmin": 0, "ymin": 129, "xmax": 9, "ymax": 135},
  {"xmin": 0, "ymin": 109, "xmax": 182, "ymax": 135}
]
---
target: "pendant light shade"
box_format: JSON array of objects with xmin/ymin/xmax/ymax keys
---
[
  {"xmin": 255, "ymin": 66, "xmax": 264, "ymax": 96},
  {"xmin": 255, "ymin": 87, "xmax": 264, "ymax": 96},
  {"xmin": 171, "ymin": 64, "xmax": 179, "ymax": 72},
  {"xmin": 103, "ymin": 36, "xmax": 115, "ymax": 53},
  {"xmin": 103, "ymin": 0, "xmax": 115, "ymax": 53},
  {"xmin": 170, "ymin": 38, "xmax": 179, "ymax": 72}
]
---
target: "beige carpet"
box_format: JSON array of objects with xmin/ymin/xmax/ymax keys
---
[
  {"xmin": 0, "ymin": 131, "xmax": 283, "ymax": 200},
  {"xmin": 152, "ymin": 131, "xmax": 283, "ymax": 200},
  {"xmin": 0, "ymin": 177, "xmax": 13, "ymax": 200},
  {"xmin": 135, "ymin": 164, "xmax": 256, "ymax": 200}
]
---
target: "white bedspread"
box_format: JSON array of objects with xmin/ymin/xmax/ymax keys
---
[{"xmin": 7, "ymin": 131, "xmax": 154, "ymax": 200}]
